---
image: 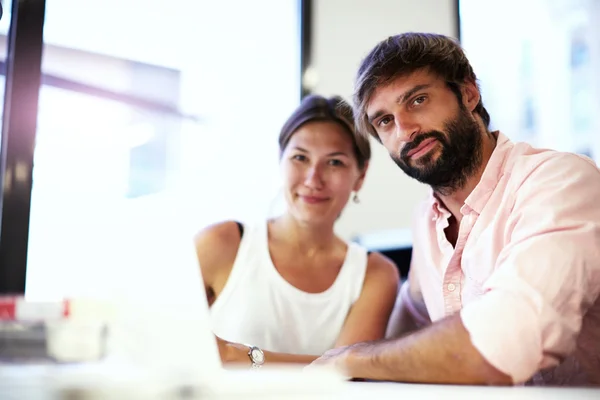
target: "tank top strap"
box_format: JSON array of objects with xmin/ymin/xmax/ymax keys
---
[{"xmin": 336, "ymin": 241, "xmax": 369, "ymax": 302}]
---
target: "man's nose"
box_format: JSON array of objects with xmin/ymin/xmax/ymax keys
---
[{"xmin": 394, "ymin": 112, "xmax": 420, "ymax": 141}]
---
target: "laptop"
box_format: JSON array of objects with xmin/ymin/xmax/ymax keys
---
[{"xmin": 48, "ymin": 222, "xmax": 347, "ymax": 397}]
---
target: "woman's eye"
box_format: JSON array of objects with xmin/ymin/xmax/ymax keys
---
[
  {"xmin": 328, "ymin": 159, "xmax": 344, "ymax": 167},
  {"xmin": 292, "ymin": 154, "xmax": 307, "ymax": 161}
]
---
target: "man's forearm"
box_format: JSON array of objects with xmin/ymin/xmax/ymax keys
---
[{"xmin": 345, "ymin": 314, "xmax": 513, "ymax": 385}]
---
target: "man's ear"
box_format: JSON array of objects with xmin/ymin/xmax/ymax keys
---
[{"xmin": 461, "ymin": 80, "xmax": 481, "ymax": 113}]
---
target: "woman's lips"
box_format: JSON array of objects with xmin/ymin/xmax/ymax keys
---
[{"xmin": 299, "ymin": 195, "xmax": 329, "ymax": 204}]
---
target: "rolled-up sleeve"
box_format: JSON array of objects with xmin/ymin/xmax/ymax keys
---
[
  {"xmin": 400, "ymin": 281, "xmax": 430, "ymax": 328},
  {"xmin": 460, "ymin": 154, "xmax": 600, "ymax": 383}
]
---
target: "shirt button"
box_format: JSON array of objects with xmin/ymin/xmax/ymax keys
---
[{"xmin": 447, "ymin": 283, "xmax": 456, "ymax": 292}]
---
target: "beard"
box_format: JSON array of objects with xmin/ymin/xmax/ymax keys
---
[{"xmin": 391, "ymin": 106, "xmax": 483, "ymax": 195}]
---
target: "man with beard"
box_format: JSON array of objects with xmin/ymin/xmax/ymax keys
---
[{"xmin": 307, "ymin": 33, "xmax": 600, "ymax": 386}]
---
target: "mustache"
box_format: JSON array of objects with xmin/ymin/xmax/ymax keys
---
[{"xmin": 401, "ymin": 131, "xmax": 446, "ymax": 159}]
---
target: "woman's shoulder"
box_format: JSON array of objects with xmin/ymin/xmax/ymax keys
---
[
  {"xmin": 194, "ymin": 220, "xmax": 246, "ymax": 282},
  {"xmin": 364, "ymin": 250, "xmax": 400, "ymax": 286},
  {"xmin": 195, "ymin": 220, "xmax": 243, "ymax": 249}
]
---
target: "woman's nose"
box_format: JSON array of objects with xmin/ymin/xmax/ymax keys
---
[{"xmin": 304, "ymin": 165, "xmax": 324, "ymax": 189}]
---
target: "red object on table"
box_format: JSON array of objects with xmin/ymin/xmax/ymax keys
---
[{"xmin": 0, "ymin": 296, "xmax": 70, "ymax": 321}]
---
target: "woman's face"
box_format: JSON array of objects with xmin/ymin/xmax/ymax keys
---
[{"xmin": 280, "ymin": 120, "xmax": 367, "ymax": 226}]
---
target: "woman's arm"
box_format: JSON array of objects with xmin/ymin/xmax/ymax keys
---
[
  {"xmin": 217, "ymin": 336, "xmax": 319, "ymax": 365},
  {"xmin": 194, "ymin": 221, "xmax": 242, "ymax": 306},
  {"xmin": 215, "ymin": 252, "xmax": 399, "ymax": 366},
  {"xmin": 334, "ymin": 252, "xmax": 400, "ymax": 347},
  {"xmin": 201, "ymin": 222, "xmax": 321, "ymax": 365},
  {"xmin": 212, "ymin": 249, "xmax": 398, "ymax": 366},
  {"xmin": 199, "ymin": 224, "xmax": 320, "ymax": 365}
]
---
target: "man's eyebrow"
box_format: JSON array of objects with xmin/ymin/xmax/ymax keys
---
[
  {"xmin": 367, "ymin": 84, "xmax": 432, "ymax": 124},
  {"xmin": 396, "ymin": 84, "xmax": 431, "ymax": 105},
  {"xmin": 367, "ymin": 110, "xmax": 385, "ymax": 124}
]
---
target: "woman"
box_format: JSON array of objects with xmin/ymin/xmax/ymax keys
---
[{"xmin": 195, "ymin": 95, "xmax": 399, "ymax": 366}]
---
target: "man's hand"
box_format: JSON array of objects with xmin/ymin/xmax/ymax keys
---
[
  {"xmin": 309, "ymin": 315, "xmax": 513, "ymax": 385},
  {"xmin": 307, "ymin": 343, "xmax": 371, "ymax": 377},
  {"xmin": 309, "ymin": 346, "xmax": 350, "ymax": 371}
]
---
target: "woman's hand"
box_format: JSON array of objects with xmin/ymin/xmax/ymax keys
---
[{"xmin": 215, "ymin": 335, "xmax": 250, "ymax": 364}]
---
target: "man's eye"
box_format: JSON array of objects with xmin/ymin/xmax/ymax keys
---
[
  {"xmin": 378, "ymin": 116, "xmax": 392, "ymax": 127},
  {"xmin": 412, "ymin": 96, "xmax": 426, "ymax": 106}
]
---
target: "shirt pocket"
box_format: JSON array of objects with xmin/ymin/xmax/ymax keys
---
[{"xmin": 461, "ymin": 225, "xmax": 505, "ymax": 305}]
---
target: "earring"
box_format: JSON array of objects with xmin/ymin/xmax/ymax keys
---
[{"xmin": 352, "ymin": 192, "xmax": 360, "ymax": 204}]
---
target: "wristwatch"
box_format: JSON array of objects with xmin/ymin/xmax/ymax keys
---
[{"xmin": 247, "ymin": 345, "xmax": 265, "ymax": 369}]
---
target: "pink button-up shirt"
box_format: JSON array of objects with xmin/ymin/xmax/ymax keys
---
[{"xmin": 403, "ymin": 132, "xmax": 600, "ymax": 385}]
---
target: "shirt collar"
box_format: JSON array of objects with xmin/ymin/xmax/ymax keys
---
[
  {"xmin": 464, "ymin": 131, "xmax": 512, "ymax": 214},
  {"xmin": 429, "ymin": 131, "xmax": 513, "ymax": 216}
]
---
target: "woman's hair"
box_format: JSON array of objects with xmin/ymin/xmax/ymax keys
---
[{"xmin": 278, "ymin": 94, "xmax": 371, "ymax": 169}]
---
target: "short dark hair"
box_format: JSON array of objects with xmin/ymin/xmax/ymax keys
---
[
  {"xmin": 279, "ymin": 94, "xmax": 371, "ymax": 169},
  {"xmin": 354, "ymin": 32, "xmax": 490, "ymax": 141}
]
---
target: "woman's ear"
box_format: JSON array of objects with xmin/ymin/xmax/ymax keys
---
[{"xmin": 353, "ymin": 160, "xmax": 369, "ymax": 192}]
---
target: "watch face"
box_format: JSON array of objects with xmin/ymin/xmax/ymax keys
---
[{"xmin": 251, "ymin": 348, "xmax": 265, "ymax": 364}]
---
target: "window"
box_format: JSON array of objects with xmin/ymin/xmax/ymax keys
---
[
  {"xmin": 8, "ymin": 0, "xmax": 306, "ymax": 299},
  {"xmin": 459, "ymin": 0, "xmax": 600, "ymax": 162}
]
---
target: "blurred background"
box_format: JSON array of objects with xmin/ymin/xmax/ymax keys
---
[{"xmin": 0, "ymin": 0, "xmax": 598, "ymax": 297}]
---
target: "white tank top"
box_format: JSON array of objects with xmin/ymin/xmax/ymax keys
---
[{"xmin": 210, "ymin": 222, "xmax": 369, "ymax": 355}]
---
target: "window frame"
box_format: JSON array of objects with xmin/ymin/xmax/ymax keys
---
[{"xmin": 0, "ymin": 0, "xmax": 314, "ymax": 294}]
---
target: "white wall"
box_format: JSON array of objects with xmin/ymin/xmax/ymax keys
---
[{"xmin": 310, "ymin": 0, "xmax": 458, "ymax": 242}]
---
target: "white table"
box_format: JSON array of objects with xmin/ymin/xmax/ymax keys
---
[
  {"xmin": 344, "ymin": 381, "xmax": 598, "ymax": 400},
  {"xmin": 1, "ymin": 363, "xmax": 598, "ymax": 399}
]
